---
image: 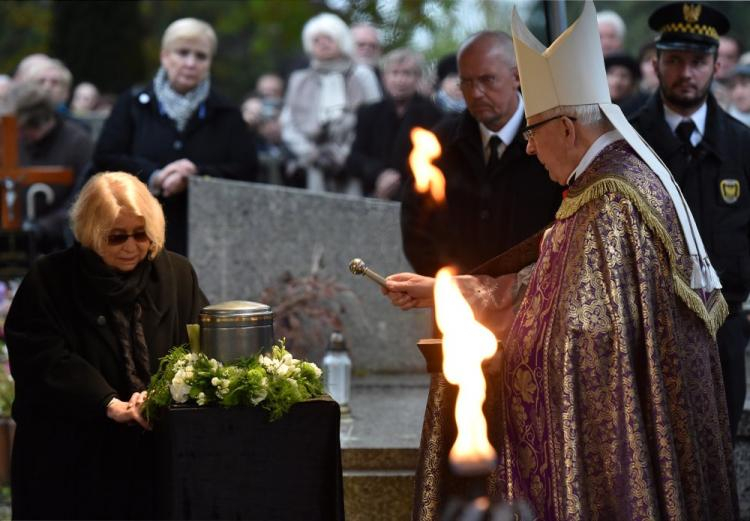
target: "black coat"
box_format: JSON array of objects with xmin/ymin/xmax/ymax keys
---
[
  {"xmin": 401, "ymin": 110, "xmax": 563, "ymax": 276},
  {"xmin": 345, "ymin": 94, "xmax": 443, "ymax": 198},
  {"xmin": 5, "ymin": 245, "xmax": 208, "ymax": 519},
  {"xmin": 630, "ymin": 94, "xmax": 750, "ymax": 305},
  {"xmin": 94, "ymin": 84, "xmax": 259, "ymax": 255}
]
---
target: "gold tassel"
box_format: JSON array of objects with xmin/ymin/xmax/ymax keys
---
[{"xmin": 557, "ymin": 175, "xmax": 728, "ymax": 337}]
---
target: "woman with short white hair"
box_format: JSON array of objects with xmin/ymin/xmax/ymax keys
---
[
  {"xmin": 281, "ymin": 12, "xmax": 381, "ymax": 194},
  {"xmin": 95, "ymin": 17, "xmax": 258, "ymax": 255},
  {"xmin": 5, "ymin": 171, "xmax": 208, "ymax": 519}
]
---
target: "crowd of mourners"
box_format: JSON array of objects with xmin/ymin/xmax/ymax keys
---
[{"xmin": 4, "ymin": 10, "xmax": 750, "ymax": 254}]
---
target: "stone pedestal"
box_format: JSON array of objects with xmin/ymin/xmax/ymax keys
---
[{"xmin": 341, "ymin": 375, "xmax": 429, "ymax": 521}]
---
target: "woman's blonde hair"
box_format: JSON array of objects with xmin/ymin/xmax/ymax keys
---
[
  {"xmin": 161, "ymin": 17, "xmax": 218, "ymax": 56},
  {"xmin": 70, "ymin": 172, "xmax": 166, "ymax": 259}
]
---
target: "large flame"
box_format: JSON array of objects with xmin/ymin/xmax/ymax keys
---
[
  {"xmin": 409, "ymin": 127, "xmax": 445, "ymax": 203},
  {"xmin": 435, "ymin": 267, "xmax": 498, "ymax": 474}
]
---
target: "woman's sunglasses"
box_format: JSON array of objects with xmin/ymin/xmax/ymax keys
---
[{"xmin": 106, "ymin": 231, "xmax": 150, "ymax": 246}]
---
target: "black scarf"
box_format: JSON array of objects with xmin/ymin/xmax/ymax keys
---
[{"xmin": 76, "ymin": 244, "xmax": 153, "ymax": 393}]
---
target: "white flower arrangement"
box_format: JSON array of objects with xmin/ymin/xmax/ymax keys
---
[{"xmin": 144, "ymin": 340, "xmax": 324, "ymax": 421}]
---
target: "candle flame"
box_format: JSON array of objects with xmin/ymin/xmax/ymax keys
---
[
  {"xmin": 409, "ymin": 127, "xmax": 445, "ymax": 203},
  {"xmin": 434, "ymin": 267, "xmax": 498, "ymax": 474}
]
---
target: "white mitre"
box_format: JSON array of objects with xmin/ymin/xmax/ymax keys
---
[{"xmin": 511, "ymin": 0, "xmax": 721, "ymax": 293}]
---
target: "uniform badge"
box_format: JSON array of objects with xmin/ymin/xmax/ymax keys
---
[
  {"xmin": 683, "ymin": 3, "xmax": 701, "ymax": 23},
  {"xmin": 720, "ymin": 179, "xmax": 740, "ymax": 204}
]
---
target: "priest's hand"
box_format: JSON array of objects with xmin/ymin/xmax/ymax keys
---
[
  {"xmin": 381, "ymin": 272, "xmax": 435, "ymax": 309},
  {"xmin": 106, "ymin": 392, "xmax": 150, "ymax": 430}
]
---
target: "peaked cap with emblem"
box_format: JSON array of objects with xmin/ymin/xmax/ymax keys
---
[{"xmin": 649, "ymin": 2, "xmax": 729, "ymax": 53}]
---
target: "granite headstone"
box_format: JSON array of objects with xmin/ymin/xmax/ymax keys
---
[{"xmin": 189, "ymin": 177, "xmax": 431, "ymax": 373}]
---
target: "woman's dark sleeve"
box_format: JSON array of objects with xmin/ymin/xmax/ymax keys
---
[
  {"xmin": 188, "ymin": 262, "xmax": 209, "ymax": 322},
  {"xmin": 5, "ymin": 266, "xmax": 117, "ymax": 421},
  {"xmin": 193, "ymin": 109, "xmax": 259, "ymax": 183},
  {"xmin": 94, "ymin": 90, "xmax": 160, "ymax": 184}
]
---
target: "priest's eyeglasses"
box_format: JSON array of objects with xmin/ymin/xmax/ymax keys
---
[
  {"xmin": 106, "ymin": 231, "xmax": 150, "ymax": 246},
  {"xmin": 522, "ymin": 115, "xmax": 577, "ymax": 141}
]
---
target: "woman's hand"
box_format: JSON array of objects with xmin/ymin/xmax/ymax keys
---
[
  {"xmin": 161, "ymin": 171, "xmax": 188, "ymax": 196},
  {"xmin": 106, "ymin": 392, "xmax": 150, "ymax": 430},
  {"xmin": 159, "ymin": 159, "xmax": 198, "ymax": 196},
  {"xmin": 381, "ymin": 272, "xmax": 435, "ymax": 310},
  {"xmin": 374, "ymin": 169, "xmax": 401, "ymax": 199}
]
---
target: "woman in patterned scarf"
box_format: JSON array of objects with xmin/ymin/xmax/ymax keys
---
[{"xmin": 95, "ymin": 18, "xmax": 258, "ymax": 255}]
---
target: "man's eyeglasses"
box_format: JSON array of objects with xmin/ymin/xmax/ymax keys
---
[
  {"xmin": 522, "ymin": 115, "xmax": 577, "ymax": 141},
  {"xmin": 106, "ymin": 231, "xmax": 150, "ymax": 246},
  {"xmin": 458, "ymin": 75, "xmax": 498, "ymax": 93}
]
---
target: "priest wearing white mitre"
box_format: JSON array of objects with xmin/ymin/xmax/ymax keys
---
[{"xmin": 382, "ymin": 1, "xmax": 736, "ymax": 519}]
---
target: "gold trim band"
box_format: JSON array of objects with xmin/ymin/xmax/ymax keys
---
[{"xmin": 660, "ymin": 22, "xmax": 719, "ymax": 41}]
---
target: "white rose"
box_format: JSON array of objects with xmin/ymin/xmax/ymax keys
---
[
  {"xmin": 169, "ymin": 381, "xmax": 191, "ymax": 403},
  {"xmin": 305, "ymin": 363, "xmax": 322, "ymax": 378}
]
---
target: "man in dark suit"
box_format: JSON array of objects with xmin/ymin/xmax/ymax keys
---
[
  {"xmin": 401, "ymin": 31, "xmax": 562, "ymax": 276},
  {"xmin": 630, "ymin": 1, "xmax": 750, "ymax": 438},
  {"xmin": 346, "ymin": 48, "xmax": 442, "ymax": 199}
]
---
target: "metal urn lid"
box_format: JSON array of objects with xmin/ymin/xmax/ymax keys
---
[
  {"xmin": 199, "ymin": 300, "xmax": 273, "ymax": 328},
  {"xmin": 200, "ymin": 301, "xmax": 275, "ymax": 362}
]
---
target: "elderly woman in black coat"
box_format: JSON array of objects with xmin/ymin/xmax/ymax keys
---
[
  {"xmin": 5, "ymin": 171, "xmax": 209, "ymax": 519},
  {"xmin": 94, "ymin": 17, "xmax": 258, "ymax": 255}
]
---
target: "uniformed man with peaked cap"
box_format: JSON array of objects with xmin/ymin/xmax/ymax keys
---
[{"xmin": 631, "ymin": 2, "xmax": 750, "ymax": 439}]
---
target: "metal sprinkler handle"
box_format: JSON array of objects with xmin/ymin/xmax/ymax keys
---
[{"xmin": 348, "ymin": 258, "xmax": 388, "ymax": 288}]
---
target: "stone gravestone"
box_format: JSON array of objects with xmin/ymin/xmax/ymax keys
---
[{"xmin": 188, "ymin": 177, "xmax": 431, "ymax": 373}]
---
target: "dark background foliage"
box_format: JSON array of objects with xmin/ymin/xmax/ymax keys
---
[{"xmin": 1, "ymin": 1, "xmax": 748, "ymax": 103}]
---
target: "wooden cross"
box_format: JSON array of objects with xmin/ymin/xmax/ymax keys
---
[{"xmin": 0, "ymin": 115, "xmax": 73, "ymax": 230}]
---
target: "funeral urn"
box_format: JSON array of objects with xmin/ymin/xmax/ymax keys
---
[{"xmin": 199, "ymin": 300, "xmax": 274, "ymax": 362}]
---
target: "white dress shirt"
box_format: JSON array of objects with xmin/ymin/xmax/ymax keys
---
[
  {"xmin": 479, "ymin": 93, "xmax": 525, "ymax": 163},
  {"xmin": 663, "ymin": 101, "xmax": 707, "ymax": 147}
]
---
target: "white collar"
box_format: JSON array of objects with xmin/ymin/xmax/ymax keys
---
[
  {"xmin": 479, "ymin": 93, "xmax": 525, "ymax": 150},
  {"xmin": 663, "ymin": 101, "xmax": 707, "ymax": 144},
  {"xmin": 566, "ymin": 129, "xmax": 623, "ymax": 185}
]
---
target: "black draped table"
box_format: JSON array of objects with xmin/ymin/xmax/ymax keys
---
[{"xmin": 154, "ymin": 397, "xmax": 344, "ymax": 520}]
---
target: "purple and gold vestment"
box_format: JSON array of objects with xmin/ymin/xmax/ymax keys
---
[{"xmin": 414, "ymin": 141, "xmax": 736, "ymax": 520}]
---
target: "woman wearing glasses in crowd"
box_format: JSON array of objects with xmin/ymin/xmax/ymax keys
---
[
  {"xmin": 94, "ymin": 17, "xmax": 257, "ymax": 255},
  {"xmin": 5, "ymin": 171, "xmax": 208, "ymax": 519}
]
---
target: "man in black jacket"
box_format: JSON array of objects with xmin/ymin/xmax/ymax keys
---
[
  {"xmin": 630, "ymin": 1, "xmax": 750, "ymax": 438},
  {"xmin": 14, "ymin": 82, "xmax": 94, "ymax": 254},
  {"xmin": 401, "ymin": 31, "xmax": 562, "ymax": 276},
  {"xmin": 345, "ymin": 48, "xmax": 442, "ymax": 199}
]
